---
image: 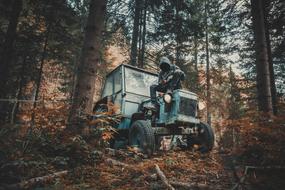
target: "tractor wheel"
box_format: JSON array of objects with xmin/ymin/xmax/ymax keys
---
[
  {"xmin": 129, "ymin": 120, "xmax": 155, "ymax": 156},
  {"xmin": 187, "ymin": 122, "xmax": 214, "ymax": 153},
  {"xmin": 94, "ymin": 104, "xmax": 108, "ymax": 113}
]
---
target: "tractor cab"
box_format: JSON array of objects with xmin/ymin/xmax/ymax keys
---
[{"xmin": 94, "ymin": 64, "xmax": 158, "ymax": 117}]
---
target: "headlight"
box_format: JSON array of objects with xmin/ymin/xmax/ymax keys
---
[
  {"xmin": 146, "ymin": 109, "xmax": 152, "ymax": 116},
  {"xmin": 163, "ymin": 94, "xmax": 172, "ymax": 103}
]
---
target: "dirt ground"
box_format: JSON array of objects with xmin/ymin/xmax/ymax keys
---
[
  {"xmin": 1, "ymin": 115, "xmax": 285, "ymax": 190},
  {"xmin": 57, "ymin": 149, "xmax": 229, "ymax": 189}
]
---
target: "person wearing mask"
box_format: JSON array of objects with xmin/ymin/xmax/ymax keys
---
[{"xmin": 150, "ymin": 56, "xmax": 185, "ymax": 104}]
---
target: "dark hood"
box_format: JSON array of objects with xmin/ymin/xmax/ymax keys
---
[{"xmin": 159, "ymin": 57, "xmax": 172, "ymax": 72}]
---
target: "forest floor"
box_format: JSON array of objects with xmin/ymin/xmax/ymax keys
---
[
  {"xmin": 1, "ymin": 143, "xmax": 283, "ymax": 190},
  {"xmin": 60, "ymin": 147, "xmax": 285, "ymax": 190},
  {"xmin": 62, "ymin": 148, "xmax": 235, "ymax": 190},
  {"xmin": 1, "ymin": 112, "xmax": 285, "ymax": 189}
]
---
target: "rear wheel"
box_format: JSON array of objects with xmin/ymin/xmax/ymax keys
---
[
  {"xmin": 129, "ymin": 120, "xmax": 155, "ymax": 156},
  {"xmin": 187, "ymin": 122, "xmax": 214, "ymax": 153}
]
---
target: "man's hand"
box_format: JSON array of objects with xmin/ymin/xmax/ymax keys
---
[{"xmin": 159, "ymin": 79, "xmax": 166, "ymax": 85}]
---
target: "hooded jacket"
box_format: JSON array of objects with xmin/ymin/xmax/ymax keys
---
[{"xmin": 158, "ymin": 57, "xmax": 184, "ymax": 88}]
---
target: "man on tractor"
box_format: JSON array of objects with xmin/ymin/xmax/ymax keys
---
[{"xmin": 150, "ymin": 56, "xmax": 185, "ymax": 104}]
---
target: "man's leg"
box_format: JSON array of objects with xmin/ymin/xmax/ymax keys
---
[
  {"xmin": 150, "ymin": 84, "xmax": 158, "ymax": 103},
  {"xmin": 150, "ymin": 84, "xmax": 166, "ymax": 103}
]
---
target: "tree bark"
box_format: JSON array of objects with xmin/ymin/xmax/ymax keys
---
[
  {"xmin": 70, "ymin": 0, "xmax": 107, "ymax": 127},
  {"xmin": 194, "ymin": 34, "xmax": 199, "ymax": 91},
  {"xmin": 130, "ymin": 0, "xmax": 142, "ymax": 66},
  {"xmin": 0, "ymin": 0, "xmax": 22, "ymax": 90},
  {"xmin": 0, "ymin": 0, "xmax": 22, "ymax": 123},
  {"xmin": 138, "ymin": 2, "xmax": 147, "ymax": 68},
  {"xmin": 250, "ymin": 0, "xmax": 273, "ymax": 113},
  {"xmin": 205, "ymin": 0, "xmax": 211, "ymax": 125},
  {"xmin": 10, "ymin": 56, "xmax": 27, "ymax": 124},
  {"xmin": 263, "ymin": 0, "xmax": 277, "ymax": 115},
  {"xmin": 175, "ymin": 0, "xmax": 182, "ymax": 66}
]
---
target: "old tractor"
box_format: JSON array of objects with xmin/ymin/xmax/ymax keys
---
[{"xmin": 93, "ymin": 64, "xmax": 214, "ymax": 155}]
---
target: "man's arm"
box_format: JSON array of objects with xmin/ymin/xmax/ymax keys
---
[
  {"xmin": 173, "ymin": 65, "xmax": 185, "ymax": 81},
  {"xmin": 158, "ymin": 71, "xmax": 168, "ymax": 85},
  {"xmin": 158, "ymin": 72, "xmax": 163, "ymax": 84}
]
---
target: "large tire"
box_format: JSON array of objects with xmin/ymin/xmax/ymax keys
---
[
  {"xmin": 94, "ymin": 104, "xmax": 108, "ymax": 113},
  {"xmin": 187, "ymin": 122, "xmax": 215, "ymax": 153},
  {"xmin": 129, "ymin": 120, "xmax": 155, "ymax": 156}
]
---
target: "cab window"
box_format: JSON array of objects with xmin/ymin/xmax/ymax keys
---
[
  {"xmin": 102, "ymin": 69, "xmax": 122, "ymax": 97},
  {"xmin": 114, "ymin": 69, "xmax": 122, "ymax": 93},
  {"xmin": 102, "ymin": 76, "xmax": 113, "ymax": 97}
]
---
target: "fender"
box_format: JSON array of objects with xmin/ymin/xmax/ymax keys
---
[{"xmin": 130, "ymin": 112, "xmax": 145, "ymax": 125}]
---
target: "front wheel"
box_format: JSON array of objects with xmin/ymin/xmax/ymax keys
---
[
  {"xmin": 187, "ymin": 122, "xmax": 215, "ymax": 153},
  {"xmin": 129, "ymin": 120, "xmax": 155, "ymax": 156}
]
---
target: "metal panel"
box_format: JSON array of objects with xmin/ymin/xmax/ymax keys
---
[
  {"xmin": 116, "ymin": 118, "xmax": 131, "ymax": 129},
  {"xmin": 124, "ymin": 101, "xmax": 139, "ymax": 117},
  {"xmin": 177, "ymin": 90, "xmax": 198, "ymax": 100},
  {"xmin": 177, "ymin": 115, "xmax": 200, "ymax": 124}
]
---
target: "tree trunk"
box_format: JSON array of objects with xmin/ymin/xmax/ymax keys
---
[
  {"xmin": 250, "ymin": 0, "xmax": 273, "ymax": 113},
  {"xmin": 194, "ymin": 34, "xmax": 199, "ymax": 91},
  {"xmin": 205, "ymin": 0, "xmax": 211, "ymax": 125},
  {"xmin": 130, "ymin": 0, "xmax": 141, "ymax": 66},
  {"xmin": 10, "ymin": 56, "xmax": 27, "ymax": 124},
  {"xmin": 137, "ymin": 8, "xmax": 142, "ymax": 67},
  {"xmin": 138, "ymin": 3, "xmax": 147, "ymax": 68},
  {"xmin": 175, "ymin": 1, "xmax": 182, "ymax": 66},
  {"xmin": 0, "ymin": 0, "xmax": 22, "ymax": 90},
  {"xmin": 266, "ymin": 30, "xmax": 277, "ymax": 115},
  {"xmin": 263, "ymin": 0, "xmax": 277, "ymax": 115},
  {"xmin": 69, "ymin": 0, "xmax": 107, "ymax": 127},
  {"xmin": 0, "ymin": 0, "xmax": 22, "ymax": 123}
]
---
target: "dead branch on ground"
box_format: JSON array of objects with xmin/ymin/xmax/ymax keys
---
[
  {"xmin": 170, "ymin": 181, "xmax": 209, "ymax": 190},
  {"xmin": 155, "ymin": 164, "xmax": 175, "ymax": 190},
  {"xmin": 105, "ymin": 158, "xmax": 133, "ymax": 168},
  {"xmin": 1, "ymin": 170, "xmax": 68, "ymax": 190}
]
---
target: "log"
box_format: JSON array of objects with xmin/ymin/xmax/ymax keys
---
[
  {"xmin": 245, "ymin": 165, "xmax": 285, "ymax": 170},
  {"xmin": 231, "ymin": 165, "xmax": 285, "ymax": 190},
  {"xmin": 170, "ymin": 181, "xmax": 209, "ymax": 190},
  {"xmin": 155, "ymin": 164, "xmax": 175, "ymax": 190},
  {"xmin": 105, "ymin": 158, "xmax": 132, "ymax": 168},
  {"xmin": 1, "ymin": 170, "xmax": 68, "ymax": 190}
]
